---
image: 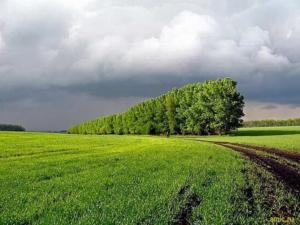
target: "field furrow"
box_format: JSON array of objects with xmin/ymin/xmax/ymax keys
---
[{"xmin": 213, "ymin": 142, "xmax": 300, "ymax": 194}]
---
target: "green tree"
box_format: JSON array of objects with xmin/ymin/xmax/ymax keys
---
[
  {"xmin": 68, "ymin": 78, "xmax": 245, "ymax": 136},
  {"xmin": 166, "ymin": 94, "xmax": 176, "ymax": 134}
]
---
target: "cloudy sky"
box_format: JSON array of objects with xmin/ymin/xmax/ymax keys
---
[{"xmin": 1, "ymin": 0, "xmax": 300, "ymax": 130}]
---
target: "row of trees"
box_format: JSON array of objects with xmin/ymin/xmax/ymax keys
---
[
  {"xmin": 68, "ymin": 78, "xmax": 245, "ymax": 135},
  {"xmin": 0, "ymin": 124, "xmax": 25, "ymax": 131},
  {"xmin": 243, "ymin": 118, "xmax": 300, "ymax": 127}
]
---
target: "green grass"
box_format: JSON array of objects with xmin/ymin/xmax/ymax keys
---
[
  {"xmin": 191, "ymin": 126, "xmax": 300, "ymax": 152},
  {"xmin": 0, "ymin": 132, "xmax": 299, "ymax": 224}
]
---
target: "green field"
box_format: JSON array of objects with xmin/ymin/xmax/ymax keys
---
[
  {"xmin": 0, "ymin": 130, "xmax": 299, "ymax": 224},
  {"xmin": 193, "ymin": 126, "xmax": 300, "ymax": 152}
]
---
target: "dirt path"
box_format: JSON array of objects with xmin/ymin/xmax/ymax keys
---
[
  {"xmin": 188, "ymin": 139, "xmax": 300, "ymax": 194},
  {"xmin": 215, "ymin": 141, "xmax": 300, "ymax": 163},
  {"xmin": 216, "ymin": 142, "xmax": 300, "ymax": 192}
]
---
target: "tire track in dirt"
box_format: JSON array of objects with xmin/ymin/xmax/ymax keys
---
[
  {"xmin": 213, "ymin": 142, "xmax": 300, "ymax": 194},
  {"xmin": 186, "ymin": 139, "xmax": 300, "ymax": 194},
  {"xmin": 215, "ymin": 142, "xmax": 300, "ymax": 163},
  {"xmin": 172, "ymin": 185, "xmax": 201, "ymax": 225}
]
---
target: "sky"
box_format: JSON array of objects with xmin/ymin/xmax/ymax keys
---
[{"xmin": 1, "ymin": 0, "xmax": 300, "ymax": 131}]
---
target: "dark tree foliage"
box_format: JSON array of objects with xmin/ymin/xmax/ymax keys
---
[
  {"xmin": 0, "ymin": 124, "xmax": 25, "ymax": 131},
  {"xmin": 243, "ymin": 118, "xmax": 300, "ymax": 127},
  {"xmin": 68, "ymin": 78, "xmax": 245, "ymax": 135}
]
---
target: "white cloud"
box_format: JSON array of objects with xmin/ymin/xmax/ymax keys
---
[
  {"xmin": 121, "ymin": 11, "xmax": 218, "ymax": 75},
  {"xmin": 255, "ymin": 46, "xmax": 290, "ymax": 71},
  {"xmin": 0, "ymin": 0, "xmax": 300, "ymax": 94},
  {"xmin": 1, "ymin": 0, "xmax": 300, "ymax": 130},
  {"xmin": 0, "ymin": 0, "xmax": 72, "ymax": 48}
]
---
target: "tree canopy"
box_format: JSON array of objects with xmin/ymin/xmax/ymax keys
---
[
  {"xmin": 68, "ymin": 78, "xmax": 244, "ymax": 135},
  {"xmin": 243, "ymin": 118, "xmax": 300, "ymax": 127},
  {"xmin": 0, "ymin": 124, "xmax": 25, "ymax": 131}
]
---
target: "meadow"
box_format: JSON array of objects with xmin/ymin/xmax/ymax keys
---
[
  {"xmin": 193, "ymin": 126, "xmax": 300, "ymax": 152},
  {"xmin": 0, "ymin": 130, "xmax": 299, "ymax": 224}
]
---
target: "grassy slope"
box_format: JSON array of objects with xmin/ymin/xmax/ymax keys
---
[
  {"xmin": 192, "ymin": 126, "xmax": 300, "ymax": 152},
  {"xmin": 0, "ymin": 132, "xmax": 298, "ymax": 224}
]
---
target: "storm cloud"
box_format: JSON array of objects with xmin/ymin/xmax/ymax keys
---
[{"xmin": 1, "ymin": 0, "xmax": 300, "ymax": 130}]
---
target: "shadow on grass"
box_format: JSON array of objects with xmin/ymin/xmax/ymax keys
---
[{"xmin": 229, "ymin": 129, "xmax": 300, "ymax": 137}]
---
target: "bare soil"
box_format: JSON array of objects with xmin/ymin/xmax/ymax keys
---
[
  {"xmin": 215, "ymin": 142, "xmax": 300, "ymax": 194},
  {"xmin": 217, "ymin": 142, "xmax": 300, "ymax": 163}
]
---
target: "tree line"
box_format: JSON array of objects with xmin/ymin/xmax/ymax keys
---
[
  {"xmin": 68, "ymin": 78, "xmax": 244, "ymax": 135},
  {"xmin": 0, "ymin": 124, "xmax": 25, "ymax": 131},
  {"xmin": 243, "ymin": 118, "xmax": 300, "ymax": 127}
]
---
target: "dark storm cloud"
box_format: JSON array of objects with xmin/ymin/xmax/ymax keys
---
[
  {"xmin": 1, "ymin": 0, "xmax": 300, "ymax": 130},
  {"xmin": 65, "ymin": 75, "xmax": 211, "ymax": 98},
  {"xmin": 0, "ymin": 91, "xmax": 144, "ymax": 131}
]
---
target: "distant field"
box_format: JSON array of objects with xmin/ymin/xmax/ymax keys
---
[
  {"xmin": 0, "ymin": 131, "xmax": 299, "ymax": 224},
  {"xmin": 191, "ymin": 126, "xmax": 300, "ymax": 152}
]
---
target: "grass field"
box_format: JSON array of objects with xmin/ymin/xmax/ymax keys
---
[
  {"xmin": 192, "ymin": 126, "xmax": 300, "ymax": 152},
  {"xmin": 0, "ymin": 130, "xmax": 299, "ymax": 224}
]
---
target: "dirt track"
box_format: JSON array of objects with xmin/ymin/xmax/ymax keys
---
[
  {"xmin": 186, "ymin": 139, "xmax": 300, "ymax": 194},
  {"xmin": 216, "ymin": 142, "xmax": 300, "ymax": 163},
  {"xmin": 213, "ymin": 142, "xmax": 300, "ymax": 194}
]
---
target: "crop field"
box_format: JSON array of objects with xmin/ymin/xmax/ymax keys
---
[
  {"xmin": 193, "ymin": 126, "xmax": 300, "ymax": 152},
  {"xmin": 0, "ymin": 129, "xmax": 299, "ymax": 224}
]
